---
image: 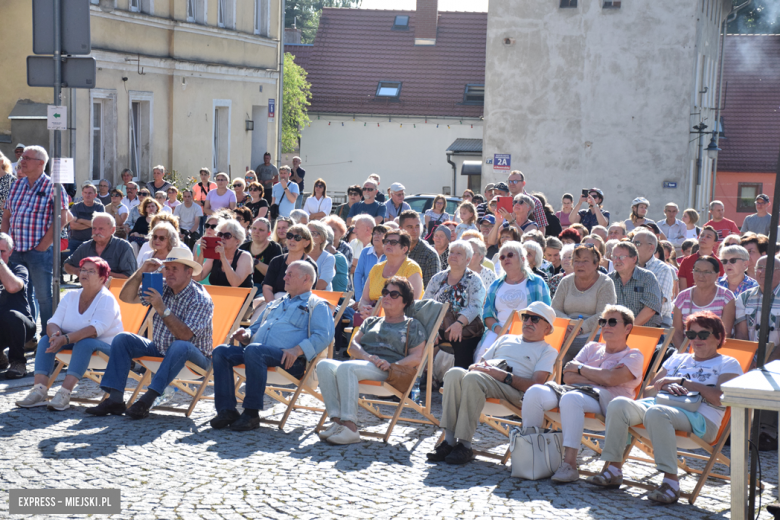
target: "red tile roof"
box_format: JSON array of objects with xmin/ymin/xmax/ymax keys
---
[
  {"xmin": 285, "ymin": 8, "xmax": 486, "ymax": 118},
  {"xmin": 717, "ymin": 34, "xmax": 780, "ymax": 173}
]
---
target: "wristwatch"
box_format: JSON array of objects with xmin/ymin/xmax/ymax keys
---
[
  {"xmin": 577, "ymin": 364, "xmax": 584, "ymax": 375},
  {"xmin": 503, "ymin": 373, "xmax": 513, "ymax": 386},
  {"xmin": 162, "ymin": 308, "xmax": 172, "ymax": 318}
]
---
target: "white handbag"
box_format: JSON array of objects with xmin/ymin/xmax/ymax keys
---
[{"xmin": 508, "ymin": 426, "xmax": 563, "ymax": 480}]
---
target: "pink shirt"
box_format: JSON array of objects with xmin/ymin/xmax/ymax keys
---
[
  {"xmin": 574, "ymin": 342, "xmax": 645, "ymax": 400},
  {"xmin": 673, "ymin": 286, "xmax": 734, "ymax": 320},
  {"xmin": 556, "ymin": 210, "xmax": 571, "ymax": 227}
]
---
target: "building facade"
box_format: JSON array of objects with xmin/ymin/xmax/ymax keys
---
[{"xmin": 0, "ymin": 0, "xmax": 281, "ymax": 187}]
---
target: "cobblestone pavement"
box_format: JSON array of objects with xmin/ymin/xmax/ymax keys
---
[{"xmin": 0, "ymin": 355, "xmax": 777, "ymax": 519}]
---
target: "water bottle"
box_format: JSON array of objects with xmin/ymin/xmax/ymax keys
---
[
  {"xmin": 152, "ymin": 387, "xmax": 177, "ymax": 408},
  {"xmin": 410, "ymin": 379, "xmax": 421, "ymax": 404}
]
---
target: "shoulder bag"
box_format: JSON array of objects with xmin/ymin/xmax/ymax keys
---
[
  {"xmin": 385, "ymin": 321, "xmax": 418, "ymax": 392},
  {"xmin": 508, "ymin": 426, "xmax": 563, "ymax": 480},
  {"xmin": 655, "ymin": 359, "xmax": 705, "ymax": 412}
]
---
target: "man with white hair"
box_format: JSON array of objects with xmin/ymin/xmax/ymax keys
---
[
  {"xmin": 208, "ymin": 260, "xmax": 335, "ymax": 431},
  {"xmin": 633, "ymin": 230, "xmax": 675, "ymax": 327},
  {"xmin": 385, "ymin": 182, "xmax": 411, "ymax": 221},
  {"xmin": 704, "ymin": 200, "xmax": 739, "ymax": 244},
  {"xmin": 607, "ymin": 223, "xmax": 627, "ymax": 242},
  {"xmin": 347, "ymin": 179, "xmax": 386, "ymax": 225},
  {"xmin": 0, "ymin": 232, "xmax": 36, "ymax": 378},
  {"xmin": 368, "ymin": 173, "xmax": 385, "ymax": 203},
  {"xmin": 349, "ymin": 214, "xmax": 375, "ymax": 273},
  {"xmin": 657, "ymin": 202, "xmax": 687, "ymax": 251},
  {"xmin": 1, "ymin": 145, "xmax": 69, "ymax": 335},
  {"xmin": 736, "ymin": 255, "xmax": 780, "ymax": 349},
  {"xmin": 64, "ymin": 214, "xmax": 136, "ymax": 279}
]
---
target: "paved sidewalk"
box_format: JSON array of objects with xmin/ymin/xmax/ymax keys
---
[{"xmin": 0, "ymin": 369, "xmax": 777, "ymax": 519}]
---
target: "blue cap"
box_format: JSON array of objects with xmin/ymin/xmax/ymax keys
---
[{"xmin": 479, "ymin": 215, "xmax": 496, "ymax": 225}]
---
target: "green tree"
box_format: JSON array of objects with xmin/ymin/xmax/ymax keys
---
[
  {"xmin": 727, "ymin": 0, "xmax": 780, "ymax": 34},
  {"xmin": 286, "ymin": 0, "xmax": 362, "ymax": 43},
  {"xmin": 282, "ymin": 53, "xmax": 312, "ymax": 153}
]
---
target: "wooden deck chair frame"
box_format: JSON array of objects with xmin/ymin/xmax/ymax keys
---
[
  {"xmin": 316, "ymin": 299, "xmax": 450, "ymax": 443},
  {"xmin": 618, "ymin": 339, "xmax": 770, "ymax": 504},
  {"xmin": 128, "ymin": 285, "xmax": 256, "ymax": 417},
  {"xmin": 45, "ymin": 277, "xmax": 153, "ymax": 404},
  {"xmin": 232, "ymin": 290, "xmax": 352, "ymax": 431},
  {"xmin": 546, "ymin": 326, "xmax": 673, "ymax": 468}
]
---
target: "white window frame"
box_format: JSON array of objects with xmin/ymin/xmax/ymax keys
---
[
  {"xmin": 254, "ymin": 0, "xmax": 271, "ymax": 36},
  {"xmin": 129, "ymin": 0, "xmax": 153, "ymax": 13},
  {"xmin": 187, "ymin": 0, "xmax": 207, "ymax": 24},
  {"xmin": 89, "ymin": 89, "xmax": 118, "ymax": 183},
  {"xmin": 212, "ymin": 99, "xmax": 232, "ymax": 174},
  {"xmin": 128, "ymin": 91, "xmax": 153, "ymax": 183},
  {"xmin": 217, "ymin": 0, "xmax": 236, "ymax": 29}
]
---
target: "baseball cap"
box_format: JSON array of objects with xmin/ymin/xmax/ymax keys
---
[
  {"xmin": 485, "ymin": 183, "xmax": 496, "ymax": 191},
  {"xmin": 14, "ymin": 143, "xmax": 25, "ymax": 150},
  {"xmin": 520, "ymin": 302, "xmax": 556, "ymax": 329},
  {"xmin": 494, "ymin": 182, "xmax": 510, "ymax": 193},
  {"xmin": 757, "ymin": 194, "xmax": 770, "ymax": 203},
  {"xmin": 390, "ymin": 182, "xmax": 405, "ymax": 192},
  {"xmin": 479, "ymin": 215, "xmax": 496, "ymax": 225}
]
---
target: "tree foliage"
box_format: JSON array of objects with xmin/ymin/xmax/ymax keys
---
[
  {"xmin": 727, "ymin": 0, "xmax": 780, "ymax": 34},
  {"xmin": 282, "ymin": 53, "xmax": 312, "ymax": 153},
  {"xmin": 286, "ymin": 0, "xmax": 362, "ymax": 43}
]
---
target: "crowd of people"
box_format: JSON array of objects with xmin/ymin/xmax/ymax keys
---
[{"xmin": 1, "ymin": 143, "xmax": 777, "ymax": 505}]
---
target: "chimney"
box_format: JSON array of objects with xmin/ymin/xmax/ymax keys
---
[{"xmin": 414, "ymin": 0, "xmax": 438, "ymax": 46}]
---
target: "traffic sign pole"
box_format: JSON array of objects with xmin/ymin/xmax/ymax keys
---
[{"xmin": 52, "ymin": 0, "xmax": 62, "ymax": 309}]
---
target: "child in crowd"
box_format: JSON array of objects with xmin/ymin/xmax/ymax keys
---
[{"xmin": 455, "ymin": 202, "xmax": 478, "ymax": 239}]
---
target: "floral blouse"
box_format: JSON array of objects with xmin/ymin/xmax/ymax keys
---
[{"xmin": 423, "ymin": 268, "xmax": 486, "ymax": 323}]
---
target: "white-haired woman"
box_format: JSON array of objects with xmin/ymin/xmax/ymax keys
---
[
  {"xmin": 521, "ymin": 240, "xmax": 548, "ymax": 283},
  {"xmin": 424, "ymin": 240, "xmax": 487, "ymax": 368},
  {"xmin": 195, "ymin": 219, "xmax": 253, "ymax": 287},
  {"xmin": 487, "ymin": 194, "xmax": 538, "ymax": 246},
  {"xmin": 475, "ymin": 241, "xmax": 551, "ymax": 361},
  {"xmin": 290, "ymin": 209, "xmax": 309, "ymax": 225},
  {"xmin": 137, "ymin": 222, "xmax": 180, "ymax": 264},
  {"xmin": 467, "ymin": 238, "xmax": 496, "ymax": 289},
  {"xmin": 308, "ymin": 220, "xmax": 336, "ymax": 290},
  {"xmin": 717, "ymin": 245, "xmax": 758, "ymax": 297},
  {"xmin": 547, "ymin": 244, "xmax": 575, "ymax": 298}
]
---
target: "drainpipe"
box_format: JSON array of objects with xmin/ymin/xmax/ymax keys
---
[
  {"xmin": 276, "ymin": 0, "xmax": 286, "ymax": 168},
  {"xmin": 446, "ymin": 151, "xmax": 457, "ymax": 196}
]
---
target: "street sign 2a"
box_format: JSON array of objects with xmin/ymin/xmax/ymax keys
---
[{"xmin": 493, "ymin": 154, "xmax": 511, "ymax": 171}]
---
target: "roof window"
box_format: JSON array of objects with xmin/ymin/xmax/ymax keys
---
[
  {"xmin": 603, "ymin": 1, "xmax": 621, "ymax": 8},
  {"xmin": 376, "ymin": 81, "xmax": 402, "ymax": 98},
  {"xmin": 393, "ymin": 15, "xmax": 409, "ymax": 30},
  {"xmin": 560, "ymin": 0, "xmax": 577, "ymax": 7},
  {"xmin": 463, "ymin": 84, "xmax": 485, "ymax": 105}
]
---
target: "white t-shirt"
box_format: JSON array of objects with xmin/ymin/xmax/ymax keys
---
[
  {"xmin": 122, "ymin": 197, "xmax": 140, "ymax": 210},
  {"xmin": 49, "ymin": 287, "xmax": 123, "ymax": 344},
  {"xmin": 174, "ymin": 202, "xmax": 204, "ymax": 231},
  {"xmin": 494, "ymin": 279, "xmax": 529, "ymax": 324},
  {"xmin": 483, "ymin": 338, "xmax": 557, "ymax": 379},
  {"xmin": 304, "ymin": 195, "xmax": 332, "ymax": 217},
  {"xmin": 136, "ymin": 242, "xmax": 152, "ymax": 264},
  {"xmin": 661, "ymin": 353, "xmax": 743, "ymax": 426},
  {"xmin": 684, "ymin": 227, "xmax": 698, "ymax": 239},
  {"xmin": 350, "ymin": 238, "xmax": 367, "ymax": 263}
]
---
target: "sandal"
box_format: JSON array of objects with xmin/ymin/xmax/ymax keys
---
[
  {"xmin": 584, "ymin": 468, "xmax": 623, "ymax": 489},
  {"xmin": 647, "ymin": 482, "xmax": 680, "ymax": 504}
]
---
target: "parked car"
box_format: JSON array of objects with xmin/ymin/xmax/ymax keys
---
[{"xmin": 404, "ymin": 195, "xmax": 462, "ymax": 217}]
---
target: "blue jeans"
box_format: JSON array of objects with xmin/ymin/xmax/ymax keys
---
[
  {"xmin": 100, "ymin": 332, "xmax": 210, "ymax": 397},
  {"xmin": 11, "ymin": 246, "xmax": 54, "ymax": 331},
  {"xmin": 34, "ymin": 335, "xmax": 112, "ymax": 380},
  {"xmin": 213, "ymin": 343, "xmax": 305, "ymax": 412}
]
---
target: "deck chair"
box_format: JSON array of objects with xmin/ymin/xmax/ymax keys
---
[
  {"xmin": 620, "ymin": 339, "xmax": 767, "ymax": 504},
  {"xmin": 545, "ymin": 325, "xmax": 673, "ymax": 462},
  {"xmin": 232, "ymin": 290, "xmax": 352, "ymax": 431},
  {"xmin": 46, "ymin": 278, "xmax": 152, "ymax": 403},
  {"xmin": 316, "ymin": 299, "xmax": 449, "ymax": 442},
  {"xmin": 129, "ymin": 285, "xmax": 256, "ymax": 417}
]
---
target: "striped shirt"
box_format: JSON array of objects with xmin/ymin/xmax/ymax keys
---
[
  {"xmin": 673, "ymin": 286, "xmax": 735, "ymax": 321},
  {"xmin": 735, "ymin": 283, "xmax": 780, "ymax": 347},
  {"xmin": 610, "ymin": 266, "xmax": 663, "ymax": 327},
  {"xmin": 644, "ymin": 257, "xmax": 676, "ymax": 320},
  {"xmin": 6, "ymin": 174, "xmax": 69, "ymax": 252},
  {"xmin": 524, "ymin": 190, "xmax": 549, "ymax": 229}
]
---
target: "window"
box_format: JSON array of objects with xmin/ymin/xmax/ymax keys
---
[
  {"xmin": 393, "ymin": 15, "xmax": 409, "ymax": 30},
  {"xmin": 187, "ymin": 0, "xmax": 206, "ymax": 23},
  {"xmin": 376, "ymin": 81, "xmax": 402, "ymax": 98},
  {"xmin": 212, "ymin": 100, "xmax": 231, "ymax": 173},
  {"xmin": 560, "ymin": 0, "xmax": 577, "ymax": 7},
  {"xmin": 130, "ymin": 0, "xmax": 139, "ymax": 10},
  {"xmin": 129, "ymin": 0, "xmax": 153, "ymax": 13},
  {"xmin": 255, "ymin": 0, "xmax": 270, "ymax": 36},
  {"xmin": 217, "ymin": 0, "xmax": 235, "ymax": 29},
  {"xmin": 90, "ymin": 90, "xmax": 117, "ymax": 182},
  {"xmin": 463, "ymin": 84, "xmax": 484, "ymax": 105},
  {"xmin": 92, "ymin": 101, "xmax": 103, "ymax": 180},
  {"xmin": 738, "ymin": 183, "xmax": 762, "ymax": 213},
  {"xmin": 603, "ymin": 1, "xmax": 621, "ymax": 8},
  {"xmin": 129, "ymin": 91, "xmax": 153, "ymax": 181}
]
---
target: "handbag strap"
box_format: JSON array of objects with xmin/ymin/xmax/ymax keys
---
[
  {"xmin": 403, "ymin": 320, "xmax": 411, "ymax": 356},
  {"xmin": 544, "ymin": 434, "xmax": 563, "ymax": 474}
]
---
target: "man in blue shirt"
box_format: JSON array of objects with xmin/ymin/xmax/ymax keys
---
[
  {"xmin": 209, "ymin": 261, "xmax": 335, "ymax": 431},
  {"xmin": 346, "ymin": 179, "xmax": 386, "ymax": 225},
  {"xmin": 271, "ymin": 166, "xmax": 300, "ymax": 218},
  {"xmin": 384, "ymin": 182, "xmax": 411, "ymax": 221}
]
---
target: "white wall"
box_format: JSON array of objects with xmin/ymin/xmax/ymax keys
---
[
  {"xmin": 482, "ymin": 0, "xmax": 729, "ymax": 222},
  {"xmin": 299, "ymin": 115, "xmax": 483, "ymax": 197}
]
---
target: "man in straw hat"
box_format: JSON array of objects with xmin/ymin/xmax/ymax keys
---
[{"xmin": 86, "ymin": 246, "xmax": 214, "ymax": 419}]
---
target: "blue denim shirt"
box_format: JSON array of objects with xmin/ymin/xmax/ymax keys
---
[
  {"xmin": 354, "ymin": 246, "xmax": 385, "ymax": 299},
  {"xmin": 249, "ymin": 291, "xmax": 334, "ymax": 361}
]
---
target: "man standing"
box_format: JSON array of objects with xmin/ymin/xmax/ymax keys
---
[
  {"xmin": 704, "ymin": 200, "xmax": 739, "ymax": 243},
  {"xmin": 476, "ymin": 183, "xmax": 495, "ymax": 219},
  {"xmin": 86, "ymin": 247, "xmax": 213, "ymax": 418},
  {"xmin": 677, "ymin": 225, "xmax": 724, "ymax": 290},
  {"xmin": 569, "ymin": 188, "xmax": 610, "ymax": 232},
  {"xmin": 506, "ymin": 170, "xmax": 547, "ymax": 233},
  {"xmin": 609, "ymin": 242, "xmax": 663, "ymax": 327},
  {"xmin": 115, "ymin": 168, "xmax": 134, "ymax": 196},
  {"xmin": 174, "ymin": 189, "xmax": 203, "ymax": 247},
  {"xmin": 633, "ymin": 230, "xmax": 675, "ymax": 327},
  {"xmin": 121, "ymin": 181, "xmax": 140, "ymax": 211},
  {"xmin": 64, "ymin": 214, "xmax": 136, "ymax": 279},
  {"xmin": 741, "ymin": 194, "xmax": 771, "ymax": 236},
  {"xmin": 145, "ymin": 165, "xmax": 172, "ymax": 197},
  {"xmin": 255, "ymin": 152, "xmax": 279, "ymax": 205},
  {"xmin": 0, "ymin": 233, "xmax": 36, "ymax": 379},
  {"xmin": 11, "ymin": 144, "xmax": 24, "ymax": 175},
  {"xmin": 272, "ymin": 165, "xmax": 300, "ymax": 218},
  {"xmin": 399, "ymin": 209, "xmax": 441, "ymax": 287},
  {"xmin": 1, "ymin": 145, "xmax": 69, "ymax": 334},
  {"xmin": 385, "ymin": 183, "xmax": 411, "ymax": 221},
  {"xmin": 347, "ymin": 180, "xmax": 386, "ymax": 225},
  {"xmin": 67, "ymin": 183, "xmax": 105, "ymax": 253},
  {"xmin": 208, "ymin": 261, "xmax": 334, "ymax": 431},
  {"xmin": 290, "ymin": 156, "xmax": 306, "ymax": 210},
  {"xmin": 657, "ymin": 203, "xmax": 687, "ymax": 252},
  {"xmin": 368, "ymin": 173, "xmax": 386, "ymax": 203}
]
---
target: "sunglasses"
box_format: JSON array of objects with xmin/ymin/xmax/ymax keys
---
[
  {"xmin": 217, "ymin": 232, "xmax": 233, "ymax": 240},
  {"xmin": 720, "ymin": 258, "xmax": 742, "ymax": 265},
  {"xmin": 152, "ymin": 234, "xmax": 168, "ymax": 241},
  {"xmin": 381, "ymin": 289, "xmax": 403, "ymax": 299},
  {"xmin": 204, "ymin": 223, "xmax": 219, "ymax": 230},
  {"xmin": 499, "ymin": 252, "xmax": 516, "ymax": 261},
  {"xmin": 685, "ymin": 330, "xmax": 713, "ymax": 340},
  {"xmin": 362, "ymin": 187, "xmax": 375, "ymax": 192},
  {"xmin": 111, "ymin": 193, "xmax": 122, "ymax": 197},
  {"xmin": 286, "ymin": 232, "xmax": 304, "ymax": 242},
  {"xmin": 315, "ymin": 184, "xmax": 325, "ymax": 188},
  {"xmin": 139, "ymin": 192, "xmax": 150, "ymax": 197},
  {"xmin": 598, "ymin": 318, "xmax": 621, "ymax": 327},
  {"xmin": 249, "ymin": 187, "xmax": 260, "ymax": 192},
  {"xmin": 521, "ymin": 314, "xmax": 543, "ymax": 324},
  {"xmin": 383, "ymin": 238, "xmax": 401, "ymax": 246}
]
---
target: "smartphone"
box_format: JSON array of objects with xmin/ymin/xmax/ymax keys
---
[
  {"xmin": 581, "ymin": 189, "xmax": 589, "ymax": 198},
  {"xmin": 142, "ymin": 272, "xmax": 163, "ymax": 297},
  {"xmin": 203, "ymin": 236, "xmax": 222, "ymax": 260},
  {"xmin": 496, "ymin": 196, "xmax": 513, "ymax": 214}
]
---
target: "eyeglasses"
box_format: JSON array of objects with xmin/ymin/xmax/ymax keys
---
[
  {"xmin": 111, "ymin": 193, "xmax": 122, "ymax": 197},
  {"xmin": 508, "ymin": 179, "xmax": 523, "ymax": 184},
  {"xmin": 249, "ymin": 187, "xmax": 260, "ymax": 192},
  {"xmin": 216, "ymin": 178, "xmax": 228, "ymax": 182},
  {"xmin": 152, "ymin": 234, "xmax": 168, "ymax": 241},
  {"xmin": 598, "ymin": 318, "xmax": 620, "ymax": 327},
  {"xmin": 381, "ymin": 289, "xmax": 403, "ymax": 299},
  {"xmin": 579, "ymin": 243, "xmax": 596, "ymax": 249},
  {"xmin": 20, "ymin": 156, "xmax": 42, "ymax": 161},
  {"xmin": 720, "ymin": 258, "xmax": 742, "ymax": 264},
  {"xmin": 693, "ymin": 269, "xmax": 716, "ymax": 275},
  {"xmin": 79, "ymin": 268, "xmax": 98, "ymax": 276},
  {"xmin": 631, "ymin": 241, "xmax": 645, "ymax": 247},
  {"xmin": 204, "ymin": 223, "xmax": 219, "ymax": 230},
  {"xmin": 499, "ymin": 252, "xmax": 515, "ymax": 261},
  {"xmin": 286, "ymin": 232, "xmax": 304, "ymax": 242},
  {"xmin": 383, "ymin": 238, "xmax": 401, "ymax": 246},
  {"xmin": 612, "ymin": 254, "xmax": 630, "ymax": 262},
  {"xmin": 362, "ymin": 187, "xmax": 375, "ymax": 192},
  {"xmin": 310, "ymin": 230, "xmax": 321, "ymax": 237},
  {"xmin": 685, "ymin": 330, "xmax": 713, "ymax": 340},
  {"xmin": 217, "ymin": 232, "xmax": 234, "ymax": 240},
  {"xmin": 521, "ymin": 314, "xmax": 543, "ymax": 324}
]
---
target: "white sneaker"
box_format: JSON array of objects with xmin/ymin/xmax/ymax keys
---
[
  {"xmin": 16, "ymin": 386, "xmax": 48, "ymax": 408},
  {"xmin": 551, "ymin": 462, "xmax": 580, "ymax": 483},
  {"xmin": 327, "ymin": 425, "xmax": 362, "ymax": 445},
  {"xmin": 47, "ymin": 389, "xmax": 71, "ymax": 411},
  {"xmin": 318, "ymin": 422, "xmax": 341, "ymax": 441}
]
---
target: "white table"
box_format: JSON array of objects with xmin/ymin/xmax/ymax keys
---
[{"xmin": 721, "ymin": 360, "xmax": 780, "ymax": 520}]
